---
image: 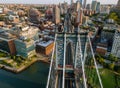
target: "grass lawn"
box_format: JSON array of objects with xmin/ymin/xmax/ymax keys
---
[
  {"xmin": 85, "ymin": 67, "xmax": 119, "ymax": 88},
  {"xmin": 100, "ymin": 69, "xmax": 116, "ymax": 88}
]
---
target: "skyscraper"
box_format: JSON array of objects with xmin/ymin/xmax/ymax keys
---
[
  {"xmin": 53, "ymin": 6, "xmax": 60, "ymax": 24},
  {"xmin": 29, "ymin": 8, "xmax": 41, "ymax": 24},
  {"xmin": 96, "ymin": 2, "xmax": 100, "ymax": 13},
  {"xmin": 76, "ymin": 8, "xmax": 83, "ymax": 25},
  {"xmin": 83, "ymin": 0, "xmax": 87, "ymax": 9},
  {"xmin": 86, "ymin": 4, "xmax": 91, "ymax": 10},
  {"xmin": 71, "ymin": 0, "xmax": 74, "ymax": 4},
  {"xmin": 116, "ymin": 0, "xmax": 120, "ymax": 9},
  {"xmin": 91, "ymin": 0, "xmax": 97, "ymax": 11},
  {"xmin": 80, "ymin": 0, "xmax": 83, "ymax": 5},
  {"xmin": 111, "ymin": 28, "xmax": 120, "ymax": 58},
  {"xmin": 76, "ymin": 1, "xmax": 81, "ymax": 11}
]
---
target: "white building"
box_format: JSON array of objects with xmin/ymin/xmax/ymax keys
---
[
  {"xmin": 111, "ymin": 28, "xmax": 120, "ymax": 58},
  {"xmin": 0, "ymin": 8, "xmax": 3, "ymax": 14},
  {"xmin": 100, "ymin": 5, "xmax": 112, "ymax": 14},
  {"xmin": 91, "ymin": 0, "xmax": 97, "ymax": 11}
]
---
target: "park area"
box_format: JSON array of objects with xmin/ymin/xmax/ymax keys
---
[{"xmin": 86, "ymin": 67, "xmax": 120, "ymax": 88}]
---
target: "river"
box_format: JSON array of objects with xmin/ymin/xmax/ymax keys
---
[{"xmin": 0, "ymin": 62, "xmax": 49, "ymax": 88}]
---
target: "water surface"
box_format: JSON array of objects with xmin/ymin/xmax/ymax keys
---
[{"xmin": 0, "ymin": 62, "xmax": 49, "ymax": 88}]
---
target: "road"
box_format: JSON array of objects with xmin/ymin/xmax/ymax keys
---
[
  {"xmin": 57, "ymin": 42, "xmax": 76, "ymax": 88},
  {"xmin": 66, "ymin": 42, "xmax": 73, "ymax": 65},
  {"xmin": 65, "ymin": 42, "xmax": 76, "ymax": 88},
  {"xmin": 58, "ymin": 71, "xmax": 63, "ymax": 88}
]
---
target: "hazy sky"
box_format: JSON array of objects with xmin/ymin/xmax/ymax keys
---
[{"xmin": 0, "ymin": 0, "xmax": 118, "ymax": 4}]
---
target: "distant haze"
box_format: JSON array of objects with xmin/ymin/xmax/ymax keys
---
[{"xmin": 0, "ymin": 0, "xmax": 118, "ymax": 4}]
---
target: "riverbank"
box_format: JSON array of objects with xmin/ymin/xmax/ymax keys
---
[
  {"xmin": 0, "ymin": 55, "xmax": 50, "ymax": 73},
  {"xmin": 0, "ymin": 62, "xmax": 49, "ymax": 88}
]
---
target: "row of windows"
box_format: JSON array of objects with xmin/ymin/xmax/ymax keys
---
[{"xmin": 0, "ymin": 40, "xmax": 10, "ymax": 53}]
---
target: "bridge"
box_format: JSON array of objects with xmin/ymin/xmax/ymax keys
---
[
  {"xmin": 46, "ymin": 31, "xmax": 103, "ymax": 88},
  {"xmin": 46, "ymin": 2, "xmax": 103, "ymax": 87}
]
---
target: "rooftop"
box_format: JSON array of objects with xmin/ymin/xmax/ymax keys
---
[
  {"xmin": 0, "ymin": 29, "xmax": 16, "ymax": 40},
  {"xmin": 36, "ymin": 40, "xmax": 53, "ymax": 47}
]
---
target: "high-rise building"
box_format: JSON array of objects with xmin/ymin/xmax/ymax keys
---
[
  {"xmin": 0, "ymin": 8, "xmax": 3, "ymax": 14},
  {"xmin": 96, "ymin": 2, "xmax": 100, "ymax": 13},
  {"xmin": 80, "ymin": 0, "xmax": 83, "ymax": 5},
  {"xmin": 11, "ymin": 26, "xmax": 39, "ymax": 58},
  {"xmin": 76, "ymin": 8, "xmax": 83, "ymax": 25},
  {"xmin": 29, "ymin": 8, "xmax": 41, "ymax": 24},
  {"xmin": 71, "ymin": 0, "xmax": 74, "ymax": 4},
  {"xmin": 45, "ymin": 7, "xmax": 53, "ymax": 20},
  {"xmin": 76, "ymin": 1, "xmax": 81, "ymax": 11},
  {"xmin": 111, "ymin": 0, "xmax": 120, "ymax": 16},
  {"xmin": 91, "ymin": 0, "xmax": 97, "ymax": 11},
  {"xmin": 86, "ymin": 4, "xmax": 91, "ymax": 10},
  {"xmin": 83, "ymin": 0, "xmax": 87, "ymax": 9},
  {"xmin": 117, "ymin": 0, "xmax": 120, "ymax": 8},
  {"xmin": 0, "ymin": 30, "xmax": 16, "ymax": 55},
  {"xmin": 53, "ymin": 6, "xmax": 60, "ymax": 24},
  {"xmin": 111, "ymin": 28, "xmax": 120, "ymax": 58},
  {"xmin": 100, "ymin": 5, "xmax": 110, "ymax": 14}
]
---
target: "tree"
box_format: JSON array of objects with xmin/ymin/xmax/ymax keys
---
[
  {"xmin": 17, "ymin": 57, "xmax": 22, "ymax": 63},
  {"xmin": 108, "ymin": 12, "xmax": 118, "ymax": 22},
  {"xmin": 0, "ymin": 15, "xmax": 5, "ymax": 21},
  {"xmin": 114, "ymin": 57, "xmax": 118, "ymax": 62},
  {"xmin": 109, "ymin": 63, "xmax": 115, "ymax": 70},
  {"xmin": 99, "ymin": 58, "xmax": 105, "ymax": 64},
  {"xmin": 108, "ymin": 54, "xmax": 118, "ymax": 62}
]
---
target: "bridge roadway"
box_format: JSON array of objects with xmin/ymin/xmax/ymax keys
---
[
  {"xmin": 66, "ymin": 42, "xmax": 73, "ymax": 65},
  {"xmin": 57, "ymin": 41, "xmax": 76, "ymax": 88},
  {"xmin": 47, "ymin": 33, "xmax": 103, "ymax": 88}
]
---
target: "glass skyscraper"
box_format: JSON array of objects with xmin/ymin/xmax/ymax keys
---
[{"xmin": 80, "ymin": 0, "xmax": 83, "ymax": 5}]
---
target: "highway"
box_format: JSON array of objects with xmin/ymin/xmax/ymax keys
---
[
  {"xmin": 58, "ymin": 71, "xmax": 63, "ymax": 88},
  {"xmin": 66, "ymin": 42, "xmax": 73, "ymax": 65},
  {"xmin": 65, "ymin": 72, "xmax": 76, "ymax": 88},
  {"xmin": 65, "ymin": 41, "xmax": 76, "ymax": 88},
  {"xmin": 57, "ymin": 41, "xmax": 76, "ymax": 88}
]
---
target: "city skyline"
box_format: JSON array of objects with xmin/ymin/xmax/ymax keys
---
[{"xmin": 0, "ymin": 0, "xmax": 118, "ymax": 4}]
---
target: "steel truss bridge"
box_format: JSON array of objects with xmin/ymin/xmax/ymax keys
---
[{"xmin": 46, "ymin": 31, "xmax": 103, "ymax": 88}]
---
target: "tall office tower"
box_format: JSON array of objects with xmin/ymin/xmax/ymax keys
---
[
  {"xmin": 53, "ymin": 6, "xmax": 60, "ymax": 24},
  {"xmin": 96, "ymin": 2, "xmax": 100, "ymax": 13},
  {"xmin": 91, "ymin": 0, "xmax": 97, "ymax": 11},
  {"xmin": 83, "ymin": 0, "xmax": 87, "ymax": 9},
  {"xmin": 117, "ymin": 0, "xmax": 120, "ymax": 9},
  {"xmin": 71, "ymin": 0, "xmax": 74, "ymax": 4},
  {"xmin": 76, "ymin": 8, "xmax": 83, "ymax": 25},
  {"xmin": 111, "ymin": 28, "xmax": 120, "ymax": 58},
  {"xmin": 80, "ymin": 0, "xmax": 83, "ymax": 5},
  {"xmin": 76, "ymin": 1, "xmax": 81, "ymax": 11},
  {"xmin": 29, "ymin": 8, "xmax": 41, "ymax": 24},
  {"xmin": 59, "ymin": 3, "xmax": 64, "ymax": 15},
  {"xmin": 86, "ymin": 4, "xmax": 91, "ymax": 10},
  {"xmin": 100, "ymin": 5, "xmax": 110, "ymax": 14}
]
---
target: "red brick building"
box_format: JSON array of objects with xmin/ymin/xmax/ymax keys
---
[{"xmin": 36, "ymin": 40, "xmax": 54, "ymax": 56}]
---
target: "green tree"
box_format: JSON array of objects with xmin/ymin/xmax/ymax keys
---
[
  {"xmin": 109, "ymin": 63, "xmax": 115, "ymax": 70},
  {"xmin": 0, "ymin": 15, "xmax": 5, "ymax": 21},
  {"xmin": 108, "ymin": 54, "xmax": 118, "ymax": 62},
  {"xmin": 108, "ymin": 12, "xmax": 118, "ymax": 22},
  {"xmin": 114, "ymin": 57, "xmax": 118, "ymax": 62},
  {"xmin": 108, "ymin": 54, "xmax": 114, "ymax": 60},
  {"xmin": 99, "ymin": 58, "xmax": 105, "ymax": 64}
]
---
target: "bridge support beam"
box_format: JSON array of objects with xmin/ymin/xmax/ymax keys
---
[{"xmin": 62, "ymin": 33, "xmax": 66, "ymax": 88}]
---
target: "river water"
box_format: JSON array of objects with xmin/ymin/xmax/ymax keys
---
[{"xmin": 0, "ymin": 62, "xmax": 49, "ymax": 88}]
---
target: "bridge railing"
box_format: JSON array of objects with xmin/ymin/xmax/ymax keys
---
[
  {"xmin": 46, "ymin": 34, "xmax": 57, "ymax": 88},
  {"xmin": 83, "ymin": 35, "xmax": 103, "ymax": 88}
]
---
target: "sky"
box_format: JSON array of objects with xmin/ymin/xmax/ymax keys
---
[{"xmin": 0, "ymin": 0, "xmax": 118, "ymax": 4}]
